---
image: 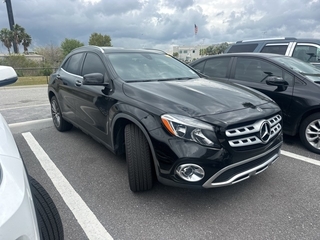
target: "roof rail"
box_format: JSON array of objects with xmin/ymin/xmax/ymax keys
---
[
  {"xmin": 141, "ymin": 48, "xmax": 168, "ymax": 54},
  {"xmin": 237, "ymin": 37, "xmax": 297, "ymax": 43}
]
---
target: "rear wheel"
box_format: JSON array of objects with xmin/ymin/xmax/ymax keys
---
[
  {"xmin": 29, "ymin": 176, "xmax": 64, "ymax": 240},
  {"xmin": 299, "ymin": 113, "xmax": 320, "ymax": 154},
  {"xmin": 124, "ymin": 124, "xmax": 154, "ymax": 192},
  {"xmin": 50, "ymin": 96, "xmax": 72, "ymax": 132}
]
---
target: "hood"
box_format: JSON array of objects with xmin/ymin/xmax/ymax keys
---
[{"xmin": 123, "ymin": 78, "xmax": 273, "ymax": 117}]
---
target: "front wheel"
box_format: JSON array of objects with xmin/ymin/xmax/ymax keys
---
[
  {"xmin": 50, "ymin": 96, "xmax": 72, "ymax": 132},
  {"xmin": 299, "ymin": 113, "xmax": 320, "ymax": 154},
  {"xmin": 124, "ymin": 124, "xmax": 154, "ymax": 192}
]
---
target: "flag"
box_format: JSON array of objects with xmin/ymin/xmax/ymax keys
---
[{"xmin": 194, "ymin": 24, "xmax": 198, "ymax": 35}]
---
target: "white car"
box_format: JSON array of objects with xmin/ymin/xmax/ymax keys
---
[{"xmin": 0, "ymin": 66, "xmax": 63, "ymax": 239}]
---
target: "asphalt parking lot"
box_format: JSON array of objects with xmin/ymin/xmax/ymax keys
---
[{"xmin": 1, "ymin": 85, "xmax": 320, "ymax": 240}]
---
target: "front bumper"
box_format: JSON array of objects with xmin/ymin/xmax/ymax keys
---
[
  {"xmin": 202, "ymin": 142, "xmax": 280, "ymax": 188},
  {"xmin": 148, "ymin": 116, "xmax": 283, "ymax": 189},
  {"xmin": 0, "ymin": 155, "xmax": 40, "ymax": 240}
]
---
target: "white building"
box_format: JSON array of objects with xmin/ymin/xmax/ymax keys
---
[{"xmin": 172, "ymin": 45, "xmax": 210, "ymax": 62}]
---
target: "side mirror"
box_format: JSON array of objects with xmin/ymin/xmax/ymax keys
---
[
  {"xmin": 0, "ymin": 66, "xmax": 18, "ymax": 87},
  {"xmin": 83, "ymin": 73, "xmax": 104, "ymax": 85},
  {"xmin": 266, "ymin": 76, "xmax": 288, "ymax": 91},
  {"xmin": 82, "ymin": 73, "xmax": 113, "ymax": 94}
]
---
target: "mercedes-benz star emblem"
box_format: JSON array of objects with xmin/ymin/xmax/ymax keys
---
[{"xmin": 260, "ymin": 121, "xmax": 271, "ymax": 143}]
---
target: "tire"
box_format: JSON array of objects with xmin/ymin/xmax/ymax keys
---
[
  {"xmin": 29, "ymin": 176, "xmax": 64, "ymax": 240},
  {"xmin": 125, "ymin": 124, "xmax": 154, "ymax": 192},
  {"xmin": 299, "ymin": 113, "xmax": 320, "ymax": 154},
  {"xmin": 50, "ymin": 96, "xmax": 72, "ymax": 132}
]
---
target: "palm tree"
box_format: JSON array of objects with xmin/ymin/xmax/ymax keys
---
[
  {"xmin": 11, "ymin": 24, "xmax": 25, "ymax": 53},
  {"xmin": 21, "ymin": 33, "xmax": 32, "ymax": 53},
  {"xmin": 0, "ymin": 28, "xmax": 13, "ymax": 54}
]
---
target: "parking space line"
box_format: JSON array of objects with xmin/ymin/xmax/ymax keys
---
[
  {"xmin": 281, "ymin": 150, "xmax": 320, "ymax": 166},
  {"xmin": 22, "ymin": 132, "xmax": 113, "ymax": 240},
  {"xmin": 9, "ymin": 118, "xmax": 53, "ymax": 134},
  {"xmin": 0, "ymin": 103, "xmax": 50, "ymax": 111}
]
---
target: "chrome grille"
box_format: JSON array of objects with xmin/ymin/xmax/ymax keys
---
[{"xmin": 226, "ymin": 114, "xmax": 282, "ymax": 147}]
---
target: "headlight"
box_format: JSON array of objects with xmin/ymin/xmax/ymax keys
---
[{"xmin": 161, "ymin": 114, "xmax": 220, "ymax": 148}]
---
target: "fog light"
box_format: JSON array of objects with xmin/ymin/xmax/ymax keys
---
[{"xmin": 176, "ymin": 164, "xmax": 205, "ymax": 182}]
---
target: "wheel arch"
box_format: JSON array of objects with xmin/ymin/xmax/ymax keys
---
[
  {"xmin": 48, "ymin": 90, "xmax": 55, "ymax": 101},
  {"xmin": 296, "ymin": 107, "xmax": 320, "ymax": 134},
  {"xmin": 111, "ymin": 113, "xmax": 160, "ymax": 177}
]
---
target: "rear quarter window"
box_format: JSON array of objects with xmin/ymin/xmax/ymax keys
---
[
  {"xmin": 227, "ymin": 44, "xmax": 258, "ymax": 53},
  {"xmin": 192, "ymin": 60, "xmax": 206, "ymax": 73},
  {"xmin": 261, "ymin": 45, "xmax": 288, "ymax": 55}
]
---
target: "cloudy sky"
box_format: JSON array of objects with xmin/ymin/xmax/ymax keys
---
[{"xmin": 1, "ymin": 0, "xmax": 320, "ymax": 53}]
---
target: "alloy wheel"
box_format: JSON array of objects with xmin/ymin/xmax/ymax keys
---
[
  {"xmin": 51, "ymin": 99, "xmax": 61, "ymax": 128},
  {"xmin": 305, "ymin": 119, "xmax": 320, "ymax": 150}
]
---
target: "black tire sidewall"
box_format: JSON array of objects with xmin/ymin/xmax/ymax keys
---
[
  {"xmin": 29, "ymin": 176, "xmax": 64, "ymax": 240},
  {"xmin": 125, "ymin": 124, "xmax": 154, "ymax": 192}
]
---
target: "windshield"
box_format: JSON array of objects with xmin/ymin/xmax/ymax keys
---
[
  {"xmin": 272, "ymin": 56, "xmax": 320, "ymax": 77},
  {"xmin": 106, "ymin": 52, "xmax": 199, "ymax": 82}
]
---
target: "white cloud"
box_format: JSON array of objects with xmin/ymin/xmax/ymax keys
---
[
  {"xmin": 0, "ymin": 0, "xmax": 320, "ymax": 53},
  {"xmin": 81, "ymin": 0, "xmax": 101, "ymax": 5}
]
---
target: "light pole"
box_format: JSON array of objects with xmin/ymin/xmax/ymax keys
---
[{"xmin": 4, "ymin": 0, "xmax": 18, "ymax": 53}]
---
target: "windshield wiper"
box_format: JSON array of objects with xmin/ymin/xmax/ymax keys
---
[{"xmin": 157, "ymin": 77, "xmax": 195, "ymax": 81}]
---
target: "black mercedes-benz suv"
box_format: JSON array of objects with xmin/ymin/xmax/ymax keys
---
[{"xmin": 48, "ymin": 46, "xmax": 283, "ymax": 192}]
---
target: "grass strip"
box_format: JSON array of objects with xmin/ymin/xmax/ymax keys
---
[{"xmin": 12, "ymin": 76, "xmax": 48, "ymax": 86}]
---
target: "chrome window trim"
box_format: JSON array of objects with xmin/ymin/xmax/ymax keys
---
[
  {"xmin": 265, "ymin": 43, "xmax": 289, "ymax": 46},
  {"xmin": 296, "ymin": 43, "xmax": 320, "ymax": 48},
  {"xmin": 61, "ymin": 68, "xmax": 83, "ymax": 78},
  {"xmin": 241, "ymin": 37, "xmax": 286, "ymax": 42}
]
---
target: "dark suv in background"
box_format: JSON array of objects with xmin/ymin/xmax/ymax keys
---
[
  {"xmin": 48, "ymin": 46, "xmax": 283, "ymax": 192},
  {"xmin": 190, "ymin": 53, "xmax": 320, "ymax": 154},
  {"xmin": 225, "ymin": 37, "xmax": 320, "ymax": 68}
]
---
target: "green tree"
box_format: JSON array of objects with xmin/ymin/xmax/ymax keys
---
[
  {"xmin": 89, "ymin": 33, "xmax": 112, "ymax": 46},
  {"xmin": 11, "ymin": 24, "xmax": 26, "ymax": 54},
  {"xmin": 0, "ymin": 24, "xmax": 32, "ymax": 54},
  {"xmin": 0, "ymin": 55, "xmax": 38, "ymax": 68},
  {"xmin": 213, "ymin": 42, "xmax": 230, "ymax": 54},
  {"xmin": 205, "ymin": 42, "xmax": 231, "ymax": 55},
  {"xmin": 34, "ymin": 44, "xmax": 63, "ymax": 68},
  {"xmin": 206, "ymin": 45, "xmax": 215, "ymax": 55},
  {"xmin": 172, "ymin": 52, "xmax": 179, "ymax": 58},
  {"xmin": 60, "ymin": 38, "xmax": 84, "ymax": 57},
  {"xmin": 0, "ymin": 28, "xmax": 13, "ymax": 54},
  {"xmin": 200, "ymin": 48, "xmax": 207, "ymax": 56},
  {"xmin": 21, "ymin": 33, "xmax": 32, "ymax": 53}
]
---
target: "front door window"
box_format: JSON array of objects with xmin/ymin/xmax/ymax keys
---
[{"xmin": 292, "ymin": 44, "xmax": 320, "ymax": 64}]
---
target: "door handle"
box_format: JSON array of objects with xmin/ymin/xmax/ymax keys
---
[{"xmin": 75, "ymin": 80, "xmax": 82, "ymax": 87}]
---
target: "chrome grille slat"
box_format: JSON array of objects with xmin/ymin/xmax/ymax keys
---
[{"xmin": 227, "ymin": 114, "xmax": 282, "ymax": 147}]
